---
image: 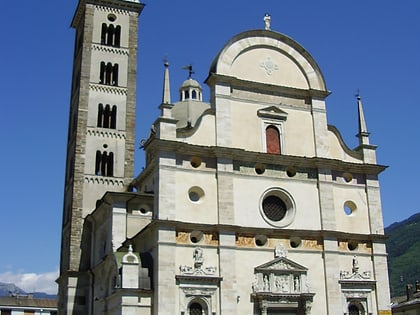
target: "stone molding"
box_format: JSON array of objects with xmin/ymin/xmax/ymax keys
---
[
  {"xmin": 90, "ymin": 83, "xmax": 127, "ymax": 95},
  {"xmin": 87, "ymin": 128, "xmax": 126, "ymax": 139},
  {"xmin": 92, "ymin": 44, "xmax": 129, "ymax": 55},
  {"xmin": 84, "ymin": 175, "xmax": 124, "ymax": 186}
]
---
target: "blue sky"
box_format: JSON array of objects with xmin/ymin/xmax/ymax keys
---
[{"xmin": 1, "ymin": 0, "xmax": 419, "ymax": 294}]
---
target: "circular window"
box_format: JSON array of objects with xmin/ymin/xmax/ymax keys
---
[
  {"xmin": 344, "ymin": 201, "xmax": 357, "ymax": 216},
  {"xmin": 343, "ymin": 172, "xmax": 353, "ymax": 183},
  {"xmin": 190, "ymin": 231, "xmax": 203, "ymax": 243},
  {"xmin": 188, "ymin": 186, "xmax": 204, "ymax": 203},
  {"xmin": 262, "ymin": 196, "xmax": 287, "ymax": 221},
  {"xmin": 191, "ymin": 156, "xmax": 202, "ymax": 168},
  {"xmin": 286, "ymin": 166, "xmax": 296, "ymax": 177},
  {"xmin": 348, "ymin": 240, "xmax": 358, "ymax": 251},
  {"xmin": 255, "ymin": 235, "xmax": 267, "ymax": 247},
  {"xmin": 255, "ymin": 164, "xmax": 265, "ymax": 175},
  {"xmin": 290, "ymin": 236, "xmax": 301, "ymax": 248},
  {"xmin": 107, "ymin": 13, "xmax": 117, "ymax": 22},
  {"xmin": 260, "ymin": 188, "xmax": 295, "ymax": 227}
]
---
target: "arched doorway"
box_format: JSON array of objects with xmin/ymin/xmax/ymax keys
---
[
  {"xmin": 348, "ymin": 301, "xmax": 365, "ymax": 315},
  {"xmin": 188, "ymin": 299, "xmax": 208, "ymax": 315}
]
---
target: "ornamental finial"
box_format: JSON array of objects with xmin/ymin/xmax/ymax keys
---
[{"xmin": 264, "ymin": 13, "xmax": 271, "ymax": 30}]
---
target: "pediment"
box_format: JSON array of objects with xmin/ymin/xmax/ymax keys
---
[
  {"xmin": 255, "ymin": 257, "xmax": 307, "ymax": 273},
  {"xmin": 257, "ymin": 106, "xmax": 288, "ymax": 120}
]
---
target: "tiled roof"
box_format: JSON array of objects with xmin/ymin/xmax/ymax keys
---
[{"xmin": 0, "ymin": 296, "xmax": 57, "ymax": 309}]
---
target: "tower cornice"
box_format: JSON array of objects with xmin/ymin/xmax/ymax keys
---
[{"xmin": 71, "ymin": 0, "xmax": 144, "ymax": 28}]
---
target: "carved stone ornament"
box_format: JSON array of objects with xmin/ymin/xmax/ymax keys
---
[
  {"xmin": 260, "ymin": 56, "xmax": 278, "ymax": 75},
  {"xmin": 340, "ymin": 255, "xmax": 371, "ymax": 280},
  {"xmin": 274, "ymin": 244, "xmax": 288, "ymax": 258},
  {"xmin": 179, "ymin": 247, "xmax": 217, "ymax": 276}
]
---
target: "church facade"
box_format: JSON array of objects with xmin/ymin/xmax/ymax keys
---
[{"xmin": 58, "ymin": 0, "xmax": 391, "ymax": 314}]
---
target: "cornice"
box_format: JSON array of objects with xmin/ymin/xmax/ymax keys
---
[
  {"xmin": 92, "ymin": 44, "xmax": 129, "ymax": 56},
  {"xmin": 90, "ymin": 83, "xmax": 127, "ymax": 95},
  {"xmin": 123, "ymin": 219, "xmax": 388, "ymax": 247},
  {"xmin": 72, "ymin": 0, "xmax": 144, "ymax": 28},
  {"xmin": 205, "ymin": 73, "xmax": 331, "ymax": 100},
  {"xmin": 84, "ymin": 175, "xmax": 125, "ymax": 186},
  {"xmin": 87, "ymin": 128, "xmax": 126, "ymax": 139},
  {"xmin": 143, "ymin": 138, "xmax": 387, "ymax": 175}
]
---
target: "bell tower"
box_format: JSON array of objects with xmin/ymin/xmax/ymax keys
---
[{"xmin": 58, "ymin": 0, "xmax": 144, "ymax": 313}]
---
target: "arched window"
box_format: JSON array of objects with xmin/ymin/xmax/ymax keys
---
[
  {"xmin": 100, "ymin": 24, "xmax": 121, "ymax": 47},
  {"xmin": 114, "ymin": 26, "xmax": 121, "ymax": 47},
  {"xmin": 97, "ymin": 104, "xmax": 117, "ymax": 129},
  {"xmin": 105, "ymin": 62, "xmax": 112, "ymax": 85},
  {"xmin": 95, "ymin": 150, "xmax": 102, "ymax": 175},
  {"xmin": 266, "ymin": 125, "xmax": 281, "ymax": 154},
  {"xmin": 106, "ymin": 24, "xmax": 114, "ymax": 46},
  {"xmin": 110, "ymin": 105, "xmax": 117, "ymax": 129},
  {"xmin": 191, "ymin": 90, "xmax": 197, "ymax": 99},
  {"xmin": 100, "ymin": 62, "xmax": 118, "ymax": 86},
  {"xmin": 95, "ymin": 151, "xmax": 114, "ymax": 177},
  {"xmin": 99, "ymin": 62, "xmax": 105, "ymax": 84},
  {"xmin": 348, "ymin": 304, "xmax": 360, "ymax": 315},
  {"xmin": 97, "ymin": 103, "xmax": 104, "ymax": 127},
  {"xmin": 112, "ymin": 63, "xmax": 118, "ymax": 86},
  {"xmin": 107, "ymin": 152, "xmax": 114, "ymax": 177},
  {"xmin": 101, "ymin": 23, "xmax": 107, "ymax": 45},
  {"xmin": 189, "ymin": 302, "xmax": 203, "ymax": 315},
  {"xmin": 348, "ymin": 302, "xmax": 366, "ymax": 315},
  {"xmin": 103, "ymin": 105, "xmax": 111, "ymax": 128}
]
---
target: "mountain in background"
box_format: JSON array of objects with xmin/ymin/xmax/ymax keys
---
[
  {"xmin": 0, "ymin": 282, "xmax": 56, "ymax": 299},
  {"xmin": 386, "ymin": 212, "xmax": 420, "ymax": 297}
]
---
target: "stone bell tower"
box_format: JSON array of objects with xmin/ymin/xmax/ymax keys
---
[{"xmin": 58, "ymin": 0, "xmax": 144, "ymax": 313}]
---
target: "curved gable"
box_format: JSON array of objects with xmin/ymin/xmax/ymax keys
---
[{"xmin": 210, "ymin": 30, "xmax": 327, "ymax": 91}]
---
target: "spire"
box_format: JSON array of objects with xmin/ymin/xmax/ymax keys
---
[
  {"xmin": 356, "ymin": 93, "xmax": 370, "ymax": 146},
  {"xmin": 162, "ymin": 58, "xmax": 171, "ymax": 104}
]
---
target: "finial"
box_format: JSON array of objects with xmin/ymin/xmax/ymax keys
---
[
  {"xmin": 162, "ymin": 57, "xmax": 171, "ymax": 104},
  {"xmin": 264, "ymin": 13, "xmax": 271, "ymax": 30},
  {"xmin": 182, "ymin": 64, "xmax": 194, "ymax": 79},
  {"xmin": 128, "ymin": 244, "xmax": 133, "ymax": 253},
  {"xmin": 355, "ymin": 90, "xmax": 370, "ymax": 146}
]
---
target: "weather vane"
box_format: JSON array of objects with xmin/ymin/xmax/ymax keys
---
[{"xmin": 182, "ymin": 64, "xmax": 194, "ymax": 79}]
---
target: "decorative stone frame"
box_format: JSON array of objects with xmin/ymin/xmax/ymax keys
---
[
  {"xmin": 258, "ymin": 106, "xmax": 288, "ymax": 155},
  {"xmin": 176, "ymin": 276, "xmax": 221, "ymax": 315},
  {"xmin": 259, "ymin": 187, "xmax": 296, "ymax": 228},
  {"xmin": 251, "ymin": 255, "xmax": 314, "ymax": 315},
  {"xmin": 339, "ymin": 256, "xmax": 375, "ymax": 315},
  {"xmin": 177, "ymin": 247, "xmax": 221, "ymax": 315}
]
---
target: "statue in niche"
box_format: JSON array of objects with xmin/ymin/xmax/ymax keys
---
[
  {"xmin": 281, "ymin": 275, "xmax": 289, "ymax": 292},
  {"xmin": 352, "ymin": 255, "xmax": 359, "ymax": 274},
  {"xmin": 294, "ymin": 276, "xmax": 300, "ymax": 292},
  {"xmin": 275, "ymin": 277, "xmax": 282, "ymax": 292},
  {"xmin": 193, "ymin": 247, "xmax": 203, "ymax": 262},
  {"xmin": 263, "ymin": 275, "xmax": 270, "ymax": 291},
  {"xmin": 252, "ymin": 275, "xmax": 259, "ymax": 292}
]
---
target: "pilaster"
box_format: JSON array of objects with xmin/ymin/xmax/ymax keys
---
[{"xmin": 219, "ymin": 232, "xmax": 237, "ymax": 314}]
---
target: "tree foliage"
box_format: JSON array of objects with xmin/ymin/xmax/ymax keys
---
[{"xmin": 386, "ymin": 212, "xmax": 420, "ymax": 297}]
